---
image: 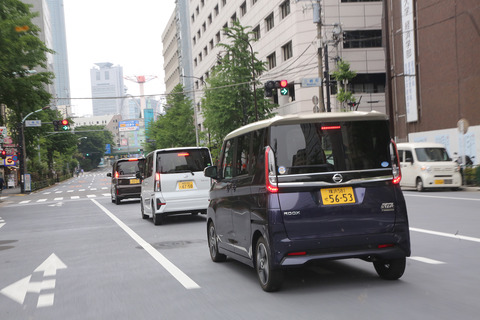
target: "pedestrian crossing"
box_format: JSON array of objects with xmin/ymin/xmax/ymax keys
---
[{"xmin": 16, "ymin": 193, "xmax": 111, "ymax": 204}]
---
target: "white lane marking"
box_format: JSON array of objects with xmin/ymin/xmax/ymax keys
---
[
  {"xmin": 404, "ymin": 193, "xmax": 480, "ymax": 201},
  {"xmin": 91, "ymin": 199, "xmax": 200, "ymax": 290},
  {"xmin": 54, "ymin": 197, "xmax": 63, "ymax": 201},
  {"xmin": 67, "ymin": 190, "xmax": 74, "ymax": 193},
  {"xmin": 70, "ymin": 196, "xmax": 80, "ymax": 199},
  {"xmin": 37, "ymin": 199, "xmax": 47, "ymax": 203},
  {"xmin": 102, "ymin": 193, "xmax": 110, "ymax": 197},
  {"xmin": 55, "ymin": 191, "xmax": 62, "ymax": 194},
  {"xmin": 19, "ymin": 200, "xmax": 31, "ymax": 204},
  {"xmin": 0, "ymin": 217, "xmax": 5, "ymax": 229},
  {"xmin": 90, "ymin": 188, "xmax": 97, "ymax": 191},
  {"xmin": 86, "ymin": 195, "xmax": 96, "ymax": 198},
  {"xmin": 79, "ymin": 189, "xmax": 85, "ymax": 192},
  {"xmin": 408, "ymin": 256, "xmax": 445, "ymax": 264},
  {"xmin": 410, "ymin": 227, "xmax": 480, "ymax": 243},
  {"xmin": 37, "ymin": 293, "xmax": 54, "ymax": 308}
]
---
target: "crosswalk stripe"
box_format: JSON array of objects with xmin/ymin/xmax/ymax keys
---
[
  {"xmin": 71, "ymin": 196, "xmax": 80, "ymax": 199},
  {"xmin": 37, "ymin": 199, "xmax": 47, "ymax": 202},
  {"xmin": 54, "ymin": 197, "xmax": 63, "ymax": 201},
  {"xmin": 19, "ymin": 200, "xmax": 31, "ymax": 204},
  {"xmin": 87, "ymin": 195, "xmax": 96, "ymax": 198}
]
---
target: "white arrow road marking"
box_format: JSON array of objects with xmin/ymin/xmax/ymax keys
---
[
  {"xmin": 0, "ymin": 254, "xmax": 67, "ymax": 308},
  {"xmin": 91, "ymin": 199, "xmax": 200, "ymax": 290}
]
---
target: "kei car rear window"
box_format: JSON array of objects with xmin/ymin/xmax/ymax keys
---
[
  {"xmin": 270, "ymin": 120, "xmax": 391, "ymax": 176},
  {"xmin": 116, "ymin": 160, "xmax": 144, "ymax": 175},
  {"xmin": 156, "ymin": 149, "xmax": 211, "ymax": 174}
]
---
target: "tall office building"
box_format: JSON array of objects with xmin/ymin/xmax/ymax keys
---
[
  {"xmin": 90, "ymin": 62, "xmax": 125, "ymax": 116},
  {"xmin": 46, "ymin": 0, "xmax": 71, "ymax": 108}
]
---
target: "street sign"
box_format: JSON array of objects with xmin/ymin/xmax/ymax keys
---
[
  {"xmin": 25, "ymin": 120, "xmax": 42, "ymax": 127},
  {"xmin": 301, "ymin": 77, "xmax": 322, "ymax": 87}
]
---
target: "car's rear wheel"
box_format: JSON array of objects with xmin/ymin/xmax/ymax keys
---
[
  {"xmin": 255, "ymin": 237, "xmax": 284, "ymax": 292},
  {"xmin": 208, "ymin": 222, "xmax": 226, "ymax": 262},
  {"xmin": 373, "ymin": 257, "xmax": 406, "ymax": 280},
  {"xmin": 152, "ymin": 202, "xmax": 163, "ymax": 225},
  {"xmin": 140, "ymin": 199, "xmax": 148, "ymax": 219},
  {"xmin": 115, "ymin": 193, "xmax": 121, "ymax": 205}
]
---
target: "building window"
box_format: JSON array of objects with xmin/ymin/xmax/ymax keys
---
[
  {"xmin": 282, "ymin": 41, "xmax": 293, "ymax": 61},
  {"xmin": 267, "ymin": 52, "xmax": 276, "ymax": 70},
  {"xmin": 214, "ymin": 4, "xmax": 219, "ymax": 16},
  {"xmin": 210, "ymin": 39, "xmax": 214, "ymax": 50},
  {"xmin": 347, "ymin": 73, "xmax": 386, "ymax": 94},
  {"xmin": 193, "ymin": 36, "xmax": 196, "ymax": 46},
  {"xmin": 253, "ymin": 25, "xmax": 260, "ymax": 40},
  {"xmin": 208, "ymin": 14, "xmax": 212, "ymax": 25},
  {"xmin": 96, "ymin": 72, "xmax": 100, "ymax": 80},
  {"xmin": 194, "ymin": 58, "xmax": 198, "ymax": 67},
  {"xmin": 222, "ymin": 0, "xmax": 227, "ymax": 7},
  {"xmin": 252, "ymin": 0, "xmax": 258, "ymax": 5},
  {"xmin": 196, "ymin": 6, "xmax": 199, "ymax": 15},
  {"xmin": 231, "ymin": 13, "xmax": 237, "ymax": 24},
  {"xmin": 199, "ymin": 52, "xmax": 203, "ymax": 62},
  {"xmin": 216, "ymin": 32, "xmax": 221, "ymax": 44},
  {"xmin": 202, "ymin": 22, "xmax": 206, "ymax": 32},
  {"xmin": 204, "ymin": 46, "xmax": 208, "ymax": 56},
  {"xmin": 197, "ymin": 30, "xmax": 201, "ymax": 39},
  {"xmin": 240, "ymin": 1, "xmax": 247, "ymax": 16},
  {"xmin": 343, "ymin": 30, "xmax": 382, "ymax": 48},
  {"xmin": 265, "ymin": 12, "xmax": 274, "ymax": 31},
  {"xmin": 280, "ymin": 0, "xmax": 290, "ymax": 19},
  {"xmin": 191, "ymin": 14, "xmax": 195, "ymax": 23},
  {"xmin": 201, "ymin": 0, "xmax": 205, "ymax": 7},
  {"xmin": 104, "ymin": 71, "xmax": 109, "ymax": 80}
]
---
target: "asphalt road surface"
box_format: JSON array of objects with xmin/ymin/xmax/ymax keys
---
[{"xmin": 1, "ymin": 168, "xmax": 479, "ymax": 319}]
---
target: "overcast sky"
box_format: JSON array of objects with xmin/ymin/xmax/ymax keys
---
[{"xmin": 63, "ymin": 0, "xmax": 176, "ymax": 116}]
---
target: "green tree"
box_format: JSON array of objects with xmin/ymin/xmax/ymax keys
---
[
  {"xmin": 75, "ymin": 125, "xmax": 114, "ymax": 171},
  {"xmin": 330, "ymin": 59, "xmax": 357, "ymax": 111},
  {"xmin": 201, "ymin": 21, "xmax": 275, "ymax": 156},
  {"xmin": 146, "ymin": 84, "xmax": 195, "ymax": 151},
  {"xmin": 0, "ymin": 0, "xmax": 54, "ymax": 126}
]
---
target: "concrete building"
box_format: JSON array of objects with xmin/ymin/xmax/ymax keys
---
[
  {"xmin": 72, "ymin": 114, "xmax": 122, "ymax": 149},
  {"xmin": 384, "ymin": 0, "xmax": 480, "ymax": 163},
  {"xmin": 163, "ymin": 0, "xmax": 387, "ymax": 139},
  {"xmin": 90, "ymin": 62, "xmax": 125, "ymax": 116},
  {"xmin": 46, "ymin": 0, "xmax": 71, "ymax": 108}
]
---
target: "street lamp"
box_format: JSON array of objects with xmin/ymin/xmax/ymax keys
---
[{"xmin": 18, "ymin": 105, "xmax": 50, "ymax": 193}]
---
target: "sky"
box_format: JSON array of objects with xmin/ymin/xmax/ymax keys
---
[{"xmin": 62, "ymin": 0, "xmax": 177, "ymax": 116}]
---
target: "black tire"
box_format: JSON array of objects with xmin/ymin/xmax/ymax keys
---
[
  {"xmin": 416, "ymin": 178, "xmax": 424, "ymax": 192},
  {"xmin": 373, "ymin": 257, "xmax": 406, "ymax": 280},
  {"xmin": 115, "ymin": 194, "xmax": 121, "ymax": 205},
  {"xmin": 255, "ymin": 237, "xmax": 284, "ymax": 292},
  {"xmin": 140, "ymin": 199, "xmax": 148, "ymax": 219},
  {"xmin": 208, "ymin": 222, "xmax": 226, "ymax": 262},
  {"xmin": 152, "ymin": 203, "xmax": 163, "ymax": 225}
]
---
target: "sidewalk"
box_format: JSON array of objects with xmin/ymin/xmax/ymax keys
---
[{"xmin": 0, "ymin": 186, "xmax": 24, "ymax": 196}]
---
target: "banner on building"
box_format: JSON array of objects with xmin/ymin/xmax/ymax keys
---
[{"xmin": 402, "ymin": 0, "xmax": 418, "ymax": 123}]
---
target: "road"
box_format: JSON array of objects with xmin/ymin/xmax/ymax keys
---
[{"xmin": 1, "ymin": 168, "xmax": 479, "ymax": 319}]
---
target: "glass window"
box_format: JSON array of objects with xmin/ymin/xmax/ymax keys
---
[
  {"xmin": 282, "ymin": 41, "xmax": 293, "ymax": 61},
  {"xmin": 267, "ymin": 52, "xmax": 276, "ymax": 69},
  {"xmin": 265, "ymin": 12, "xmax": 274, "ymax": 31},
  {"xmin": 253, "ymin": 25, "xmax": 260, "ymax": 40},
  {"xmin": 221, "ymin": 140, "xmax": 234, "ymax": 179},
  {"xmin": 235, "ymin": 134, "xmax": 251, "ymax": 176},
  {"xmin": 280, "ymin": 0, "xmax": 290, "ymax": 19},
  {"xmin": 240, "ymin": 1, "xmax": 247, "ymax": 16},
  {"xmin": 415, "ymin": 148, "xmax": 451, "ymax": 162},
  {"xmin": 271, "ymin": 120, "xmax": 391, "ymax": 178},
  {"xmin": 343, "ymin": 30, "xmax": 382, "ymax": 48},
  {"xmin": 156, "ymin": 149, "xmax": 211, "ymax": 174},
  {"xmin": 117, "ymin": 159, "xmax": 143, "ymax": 175}
]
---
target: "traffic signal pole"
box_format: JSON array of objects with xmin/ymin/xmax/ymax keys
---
[{"xmin": 314, "ymin": 1, "xmax": 326, "ymax": 113}]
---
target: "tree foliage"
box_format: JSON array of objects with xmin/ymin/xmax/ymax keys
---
[
  {"xmin": 0, "ymin": 0, "xmax": 54, "ymax": 126},
  {"xmin": 75, "ymin": 125, "xmax": 114, "ymax": 171},
  {"xmin": 145, "ymin": 84, "xmax": 195, "ymax": 151},
  {"xmin": 330, "ymin": 59, "xmax": 357, "ymax": 110},
  {"xmin": 201, "ymin": 21, "xmax": 276, "ymax": 156}
]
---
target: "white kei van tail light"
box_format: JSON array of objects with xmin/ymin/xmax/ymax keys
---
[
  {"xmin": 265, "ymin": 146, "xmax": 279, "ymax": 193},
  {"xmin": 391, "ymin": 140, "xmax": 402, "ymax": 185},
  {"xmin": 154, "ymin": 172, "xmax": 161, "ymax": 192}
]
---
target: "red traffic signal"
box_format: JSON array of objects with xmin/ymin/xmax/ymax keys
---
[
  {"xmin": 61, "ymin": 119, "xmax": 69, "ymax": 126},
  {"xmin": 1, "ymin": 150, "xmax": 6, "ymax": 159},
  {"xmin": 279, "ymin": 80, "xmax": 288, "ymax": 88}
]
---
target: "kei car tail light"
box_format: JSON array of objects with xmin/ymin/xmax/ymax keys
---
[
  {"xmin": 390, "ymin": 139, "xmax": 402, "ymax": 185},
  {"xmin": 114, "ymin": 171, "xmax": 119, "ymax": 178},
  {"xmin": 265, "ymin": 146, "xmax": 278, "ymax": 193},
  {"xmin": 154, "ymin": 172, "xmax": 161, "ymax": 192}
]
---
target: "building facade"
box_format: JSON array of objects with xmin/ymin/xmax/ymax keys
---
[
  {"xmin": 384, "ymin": 0, "xmax": 480, "ymax": 162},
  {"xmin": 164, "ymin": 0, "xmax": 387, "ymax": 136},
  {"xmin": 90, "ymin": 62, "xmax": 125, "ymax": 116}
]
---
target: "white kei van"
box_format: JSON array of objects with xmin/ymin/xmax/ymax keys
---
[
  {"xmin": 396, "ymin": 142, "xmax": 462, "ymax": 191},
  {"xmin": 139, "ymin": 147, "xmax": 213, "ymax": 225}
]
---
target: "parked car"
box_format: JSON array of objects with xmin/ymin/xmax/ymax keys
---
[
  {"xmin": 139, "ymin": 147, "xmax": 212, "ymax": 225},
  {"xmin": 107, "ymin": 157, "xmax": 145, "ymax": 204},
  {"xmin": 396, "ymin": 142, "xmax": 462, "ymax": 191},
  {"xmin": 204, "ymin": 111, "xmax": 411, "ymax": 291}
]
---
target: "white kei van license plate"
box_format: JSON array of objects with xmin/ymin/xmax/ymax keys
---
[{"xmin": 178, "ymin": 181, "xmax": 194, "ymax": 190}]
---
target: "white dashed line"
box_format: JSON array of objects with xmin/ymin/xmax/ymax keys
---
[
  {"xmin": 37, "ymin": 199, "xmax": 47, "ymax": 203},
  {"xmin": 408, "ymin": 256, "xmax": 445, "ymax": 264},
  {"xmin": 54, "ymin": 197, "xmax": 63, "ymax": 201},
  {"xmin": 70, "ymin": 196, "xmax": 80, "ymax": 199}
]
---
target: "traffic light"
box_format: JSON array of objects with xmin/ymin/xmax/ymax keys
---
[
  {"xmin": 53, "ymin": 120, "xmax": 60, "ymax": 131},
  {"xmin": 1, "ymin": 150, "xmax": 6, "ymax": 159},
  {"xmin": 61, "ymin": 119, "xmax": 69, "ymax": 131},
  {"xmin": 277, "ymin": 80, "xmax": 288, "ymax": 95},
  {"xmin": 264, "ymin": 80, "xmax": 275, "ymax": 97}
]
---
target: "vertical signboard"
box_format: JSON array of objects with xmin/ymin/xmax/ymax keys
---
[{"xmin": 402, "ymin": 0, "xmax": 418, "ymax": 123}]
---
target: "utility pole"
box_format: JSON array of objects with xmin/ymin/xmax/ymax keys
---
[{"xmin": 314, "ymin": 1, "xmax": 326, "ymax": 112}]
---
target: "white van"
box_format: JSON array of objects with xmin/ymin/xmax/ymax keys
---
[
  {"xmin": 139, "ymin": 147, "xmax": 213, "ymax": 225},
  {"xmin": 396, "ymin": 142, "xmax": 461, "ymax": 191}
]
